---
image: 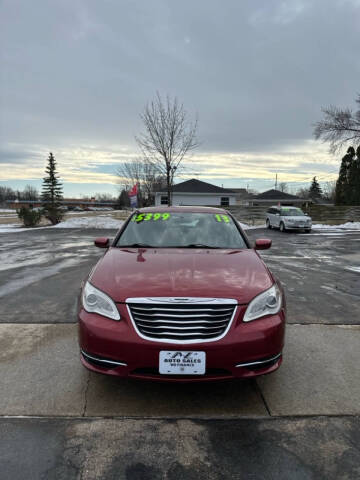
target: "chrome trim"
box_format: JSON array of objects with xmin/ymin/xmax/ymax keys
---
[
  {"xmin": 134, "ymin": 318, "xmax": 228, "ymax": 325},
  {"xmin": 235, "ymin": 353, "xmax": 282, "ymax": 368},
  {"xmin": 140, "ymin": 329, "xmax": 223, "ymax": 336},
  {"xmin": 81, "ymin": 350, "xmax": 127, "ymax": 367},
  {"xmin": 137, "ymin": 324, "xmax": 225, "ymax": 330},
  {"xmin": 126, "ymin": 297, "xmax": 238, "ymax": 345},
  {"xmin": 126, "ymin": 297, "xmax": 237, "ymax": 304},
  {"xmin": 132, "ymin": 306, "xmax": 234, "ymax": 312},
  {"xmin": 132, "ymin": 312, "xmax": 232, "ymax": 318}
]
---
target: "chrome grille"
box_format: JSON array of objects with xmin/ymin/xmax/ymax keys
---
[{"xmin": 127, "ymin": 299, "xmax": 237, "ymax": 343}]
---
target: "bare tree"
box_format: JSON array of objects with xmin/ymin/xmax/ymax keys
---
[
  {"xmin": 117, "ymin": 161, "xmax": 144, "ymax": 191},
  {"xmin": 95, "ymin": 193, "xmax": 115, "ymax": 202},
  {"xmin": 0, "ymin": 186, "xmax": 16, "ymax": 203},
  {"xmin": 313, "ymin": 94, "xmax": 360, "ymax": 153},
  {"xmin": 296, "ymin": 187, "xmax": 310, "ymax": 199},
  {"xmin": 278, "ymin": 182, "xmax": 288, "ymax": 193},
  {"xmin": 117, "ymin": 159, "xmax": 166, "ymax": 206},
  {"xmin": 22, "ymin": 184, "xmax": 39, "ymax": 200},
  {"xmin": 135, "ymin": 93, "xmax": 199, "ymax": 205},
  {"xmin": 322, "ymin": 180, "xmax": 336, "ymax": 202}
]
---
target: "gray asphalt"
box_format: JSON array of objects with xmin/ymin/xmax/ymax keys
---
[
  {"xmin": 1, "ymin": 417, "xmax": 359, "ymax": 480},
  {"xmin": 0, "ymin": 226, "xmax": 359, "ymax": 479},
  {"xmin": 253, "ymin": 226, "xmax": 360, "ymax": 325}
]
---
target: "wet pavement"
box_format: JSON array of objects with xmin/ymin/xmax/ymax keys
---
[
  {"xmin": 252, "ymin": 227, "xmax": 360, "ymax": 325},
  {"xmin": 2, "ymin": 417, "xmax": 359, "ymax": 480},
  {"xmin": 0, "ymin": 226, "xmax": 360, "ymax": 479}
]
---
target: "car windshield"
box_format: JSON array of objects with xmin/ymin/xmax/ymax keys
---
[
  {"xmin": 116, "ymin": 212, "xmax": 247, "ymax": 249},
  {"xmin": 280, "ymin": 208, "xmax": 305, "ymax": 217}
]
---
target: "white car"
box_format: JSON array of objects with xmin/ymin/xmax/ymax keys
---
[{"xmin": 266, "ymin": 206, "xmax": 312, "ymax": 233}]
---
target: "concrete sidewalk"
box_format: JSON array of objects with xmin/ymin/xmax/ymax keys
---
[{"xmin": 1, "ymin": 323, "xmax": 359, "ymax": 417}]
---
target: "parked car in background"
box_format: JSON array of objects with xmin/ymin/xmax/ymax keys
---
[
  {"xmin": 266, "ymin": 206, "xmax": 312, "ymax": 233},
  {"xmin": 78, "ymin": 206, "xmax": 286, "ymax": 382}
]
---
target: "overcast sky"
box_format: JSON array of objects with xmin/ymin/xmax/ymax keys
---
[{"xmin": 1, "ymin": 0, "xmax": 359, "ymax": 196}]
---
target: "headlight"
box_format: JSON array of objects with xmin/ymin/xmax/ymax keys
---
[
  {"xmin": 82, "ymin": 282, "xmax": 120, "ymax": 320},
  {"xmin": 243, "ymin": 284, "xmax": 282, "ymax": 322},
  {"xmin": 285, "ymin": 218, "xmax": 294, "ymax": 223}
]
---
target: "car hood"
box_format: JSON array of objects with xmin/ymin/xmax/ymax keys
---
[{"xmin": 90, "ymin": 247, "xmax": 274, "ymax": 304}]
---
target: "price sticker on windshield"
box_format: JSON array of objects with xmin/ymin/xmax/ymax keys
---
[
  {"xmin": 215, "ymin": 214, "xmax": 230, "ymax": 223},
  {"xmin": 132, "ymin": 213, "xmax": 171, "ymax": 222}
]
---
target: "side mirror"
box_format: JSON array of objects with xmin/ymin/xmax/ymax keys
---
[
  {"xmin": 275, "ymin": 212, "xmax": 280, "ymax": 216},
  {"xmin": 255, "ymin": 239, "xmax": 272, "ymax": 250},
  {"xmin": 94, "ymin": 237, "xmax": 110, "ymax": 248}
]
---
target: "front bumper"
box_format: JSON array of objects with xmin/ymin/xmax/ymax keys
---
[
  {"xmin": 285, "ymin": 224, "xmax": 312, "ymax": 230},
  {"xmin": 78, "ymin": 304, "xmax": 286, "ymax": 382}
]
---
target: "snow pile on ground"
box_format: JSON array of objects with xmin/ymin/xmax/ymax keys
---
[
  {"xmin": 238, "ymin": 221, "xmax": 266, "ymax": 230},
  {"xmin": 312, "ymin": 222, "xmax": 360, "ymax": 230},
  {"xmin": 346, "ymin": 266, "xmax": 360, "ymax": 273},
  {"xmin": 54, "ymin": 216, "xmax": 124, "ymax": 229},
  {"xmin": 0, "ymin": 209, "xmax": 13, "ymax": 213},
  {"xmin": 0, "ymin": 223, "xmax": 22, "ymax": 233},
  {"xmin": 0, "ymin": 216, "xmax": 124, "ymax": 233},
  {"xmin": 0, "ymin": 224, "xmax": 51, "ymax": 233}
]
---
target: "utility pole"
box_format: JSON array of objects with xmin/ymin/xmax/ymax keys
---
[{"xmin": 275, "ymin": 173, "xmax": 278, "ymax": 190}]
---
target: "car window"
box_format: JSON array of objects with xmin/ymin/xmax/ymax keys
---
[
  {"xmin": 280, "ymin": 207, "xmax": 305, "ymax": 216},
  {"xmin": 116, "ymin": 212, "xmax": 248, "ymax": 249}
]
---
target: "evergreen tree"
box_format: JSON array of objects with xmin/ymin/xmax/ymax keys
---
[
  {"xmin": 116, "ymin": 189, "xmax": 130, "ymax": 209},
  {"xmin": 309, "ymin": 177, "xmax": 323, "ymax": 199},
  {"xmin": 335, "ymin": 147, "xmax": 355, "ymax": 205},
  {"xmin": 41, "ymin": 152, "xmax": 64, "ymax": 224},
  {"xmin": 349, "ymin": 146, "xmax": 360, "ymax": 205}
]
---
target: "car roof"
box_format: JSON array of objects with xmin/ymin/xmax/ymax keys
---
[{"xmin": 136, "ymin": 206, "xmax": 230, "ymax": 214}]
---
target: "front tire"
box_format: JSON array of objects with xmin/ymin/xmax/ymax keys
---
[
  {"xmin": 266, "ymin": 219, "xmax": 272, "ymax": 229},
  {"xmin": 279, "ymin": 222, "xmax": 286, "ymax": 232},
  {"xmin": 304, "ymin": 229, "xmax": 311, "ymax": 233}
]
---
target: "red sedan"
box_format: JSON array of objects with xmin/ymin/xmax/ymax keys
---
[{"xmin": 78, "ymin": 206, "xmax": 285, "ymax": 381}]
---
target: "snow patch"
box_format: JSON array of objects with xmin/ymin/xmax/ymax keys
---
[
  {"xmin": 238, "ymin": 222, "xmax": 266, "ymax": 230},
  {"xmin": 0, "ymin": 224, "xmax": 51, "ymax": 233},
  {"xmin": 312, "ymin": 222, "xmax": 360, "ymax": 230},
  {"xmin": 0, "ymin": 216, "xmax": 124, "ymax": 232},
  {"xmin": 54, "ymin": 216, "xmax": 124, "ymax": 229},
  {"xmin": 346, "ymin": 266, "xmax": 360, "ymax": 273}
]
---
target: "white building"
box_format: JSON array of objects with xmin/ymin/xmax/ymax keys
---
[{"xmin": 154, "ymin": 179, "xmax": 237, "ymax": 207}]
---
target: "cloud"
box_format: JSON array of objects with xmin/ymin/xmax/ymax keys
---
[
  {"xmin": 0, "ymin": 140, "xmax": 339, "ymax": 190},
  {"xmin": 1, "ymin": 0, "xmax": 358, "ymax": 192}
]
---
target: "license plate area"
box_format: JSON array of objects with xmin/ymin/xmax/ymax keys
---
[{"xmin": 159, "ymin": 351, "xmax": 206, "ymax": 375}]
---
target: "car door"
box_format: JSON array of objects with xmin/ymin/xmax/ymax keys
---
[
  {"xmin": 272, "ymin": 208, "xmax": 281, "ymax": 227},
  {"xmin": 267, "ymin": 208, "xmax": 276, "ymax": 227}
]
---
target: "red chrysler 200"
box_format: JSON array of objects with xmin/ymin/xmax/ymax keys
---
[{"xmin": 78, "ymin": 206, "xmax": 286, "ymax": 382}]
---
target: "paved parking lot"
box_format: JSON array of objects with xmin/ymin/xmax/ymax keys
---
[{"xmin": 1, "ymin": 226, "xmax": 359, "ymax": 479}]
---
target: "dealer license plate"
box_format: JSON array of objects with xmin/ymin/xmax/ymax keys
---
[{"xmin": 159, "ymin": 351, "xmax": 206, "ymax": 375}]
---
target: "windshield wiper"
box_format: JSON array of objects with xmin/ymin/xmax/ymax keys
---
[{"xmin": 177, "ymin": 243, "xmax": 221, "ymax": 249}]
